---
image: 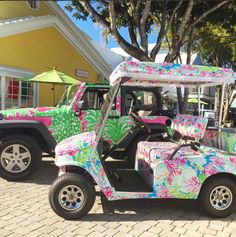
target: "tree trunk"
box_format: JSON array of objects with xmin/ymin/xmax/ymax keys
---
[
  {"xmin": 214, "ymin": 86, "xmax": 220, "ymax": 111},
  {"xmin": 222, "ymin": 84, "xmax": 236, "ymax": 124},
  {"xmin": 170, "ymin": 27, "xmax": 193, "ymax": 114}
]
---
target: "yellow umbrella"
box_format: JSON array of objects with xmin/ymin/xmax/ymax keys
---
[{"xmin": 20, "ymin": 70, "xmax": 78, "ymax": 105}]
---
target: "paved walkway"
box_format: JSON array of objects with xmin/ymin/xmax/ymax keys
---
[{"xmin": 0, "ymin": 159, "xmax": 235, "ymax": 237}]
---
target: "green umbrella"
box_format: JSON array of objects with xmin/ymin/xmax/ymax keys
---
[
  {"xmin": 188, "ymin": 98, "xmax": 208, "ymax": 105},
  {"xmin": 20, "ymin": 70, "xmax": 78, "ymax": 105}
]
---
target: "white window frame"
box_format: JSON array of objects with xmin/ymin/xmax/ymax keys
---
[{"xmin": 0, "ymin": 65, "xmax": 37, "ymax": 110}]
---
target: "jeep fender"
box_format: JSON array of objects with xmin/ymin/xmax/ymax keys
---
[{"xmin": 0, "ymin": 120, "xmax": 56, "ymax": 154}]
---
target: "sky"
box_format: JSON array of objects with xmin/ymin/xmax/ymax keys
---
[
  {"xmin": 58, "ymin": 1, "xmax": 157, "ymax": 49},
  {"xmin": 58, "ymin": 1, "xmax": 125, "ymax": 48}
]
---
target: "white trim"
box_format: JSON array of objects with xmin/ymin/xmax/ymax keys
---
[
  {"xmin": 33, "ymin": 83, "xmax": 38, "ymax": 107},
  {"xmin": 0, "ymin": 8, "xmax": 113, "ymax": 79},
  {"xmin": 0, "ymin": 65, "xmax": 35, "ymax": 78},
  {"xmin": 1, "ymin": 76, "xmax": 6, "ymax": 110},
  {"xmin": 0, "ymin": 15, "xmax": 57, "ymax": 38},
  {"xmin": 18, "ymin": 81, "xmax": 22, "ymax": 108}
]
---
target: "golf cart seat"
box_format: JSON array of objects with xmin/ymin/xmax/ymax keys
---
[
  {"xmin": 136, "ymin": 141, "xmax": 200, "ymax": 165},
  {"xmin": 136, "ymin": 114, "xmax": 208, "ymax": 161},
  {"xmin": 135, "ymin": 115, "xmax": 208, "ymax": 186},
  {"xmin": 171, "ymin": 114, "xmax": 208, "ymax": 142}
]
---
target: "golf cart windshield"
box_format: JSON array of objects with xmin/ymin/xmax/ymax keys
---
[
  {"xmin": 57, "ymin": 84, "xmax": 79, "ymax": 107},
  {"xmin": 95, "ymin": 83, "xmax": 120, "ymax": 138}
]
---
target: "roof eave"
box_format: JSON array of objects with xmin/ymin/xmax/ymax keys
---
[
  {"xmin": 0, "ymin": 15, "xmax": 56, "ymax": 38},
  {"xmin": 45, "ymin": 1, "xmax": 112, "ymax": 79}
]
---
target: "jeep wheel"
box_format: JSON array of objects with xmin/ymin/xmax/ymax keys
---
[{"xmin": 0, "ymin": 135, "xmax": 42, "ymax": 181}]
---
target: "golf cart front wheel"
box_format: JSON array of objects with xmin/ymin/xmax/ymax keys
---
[
  {"xmin": 200, "ymin": 177, "xmax": 236, "ymax": 218},
  {"xmin": 49, "ymin": 173, "xmax": 95, "ymax": 220}
]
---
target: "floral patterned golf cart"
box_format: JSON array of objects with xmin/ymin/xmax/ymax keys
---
[{"xmin": 49, "ymin": 61, "xmax": 236, "ymax": 219}]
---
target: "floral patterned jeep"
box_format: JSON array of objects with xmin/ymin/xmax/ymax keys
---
[{"xmin": 0, "ymin": 81, "xmax": 168, "ymax": 181}]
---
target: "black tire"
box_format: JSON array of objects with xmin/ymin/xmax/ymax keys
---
[
  {"xmin": 199, "ymin": 177, "xmax": 236, "ymax": 218},
  {"xmin": 0, "ymin": 134, "xmax": 42, "ymax": 181},
  {"xmin": 49, "ymin": 173, "xmax": 96, "ymax": 220}
]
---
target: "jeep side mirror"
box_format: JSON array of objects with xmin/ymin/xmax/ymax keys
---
[
  {"xmin": 78, "ymin": 100, "xmax": 85, "ymax": 109},
  {"xmin": 75, "ymin": 100, "xmax": 85, "ymax": 116}
]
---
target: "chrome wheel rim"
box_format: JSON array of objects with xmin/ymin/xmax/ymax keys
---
[
  {"xmin": 58, "ymin": 185, "xmax": 84, "ymax": 211},
  {"xmin": 210, "ymin": 186, "xmax": 233, "ymax": 210},
  {"xmin": 0, "ymin": 144, "xmax": 31, "ymax": 173}
]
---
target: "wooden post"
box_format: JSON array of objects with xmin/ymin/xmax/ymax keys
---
[
  {"xmin": 197, "ymin": 86, "xmax": 201, "ymax": 115},
  {"xmin": 219, "ymin": 83, "xmax": 225, "ymax": 125}
]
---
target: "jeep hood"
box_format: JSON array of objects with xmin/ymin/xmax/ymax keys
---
[{"xmin": 1, "ymin": 107, "xmax": 56, "ymax": 119}]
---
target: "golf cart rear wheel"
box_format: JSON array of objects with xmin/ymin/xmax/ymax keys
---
[
  {"xmin": 49, "ymin": 173, "xmax": 95, "ymax": 220},
  {"xmin": 200, "ymin": 177, "xmax": 236, "ymax": 218},
  {"xmin": 0, "ymin": 135, "xmax": 41, "ymax": 181}
]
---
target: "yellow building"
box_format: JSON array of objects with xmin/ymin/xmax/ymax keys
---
[{"xmin": 0, "ymin": 1, "xmax": 118, "ymax": 109}]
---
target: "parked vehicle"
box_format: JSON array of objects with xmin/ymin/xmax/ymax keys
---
[
  {"xmin": 49, "ymin": 61, "xmax": 236, "ymax": 219},
  {"xmin": 0, "ymin": 81, "xmax": 168, "ymax": 181}
]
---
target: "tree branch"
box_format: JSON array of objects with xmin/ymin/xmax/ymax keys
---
[
  {"xmin": 139, "ymin": 1, "xmax": 151, "ymax": 54},
  {"xmin": 131, "ymin": 0, "xmax": 142, "ymax": 28},
  {"xmin": 177, "ymin": 0, "xmax": 194, "ymax": 39},
  {"xmin": 166, "ymin": 0, "xmax": 184, "ymax": 32},
  {"xmin": 186, "ymin": 27, "xmax": 195, "ymax": 64},
  {"xmin": 123, "ymin": 1, "xmax": 139, "ymax": 48},
  {"xmin": 165, "ymin": 32, "xmax": 171, "ymax": 51},
  {"xmin": 190, "ymin": 1, "xmax": 231, "ymax": 28},
  {"xmin": 150, "ymin": 3, "xmax": 167, "ymax": 60},
  {"xmin": 79, "ymin": 0, "xmax": 110, "ymax": 29},
  {"xmin": 108, "ymin": 1, "xmax": 151, "ymax": 61}
]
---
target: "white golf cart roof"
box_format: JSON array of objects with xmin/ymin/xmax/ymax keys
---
[{"xmin": 110, "ymin": 61, "xmax": 235, "ymax": 87}]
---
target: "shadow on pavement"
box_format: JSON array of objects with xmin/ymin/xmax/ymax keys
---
[
  {"xmin": 18, "ymin": 158, "xmax": 236, "ymax": 223},
  {"xmin": 22, "ymin": 159, "xmax": 58, "ymax": 185},
  {"xmin": 82, "ymin": 198, "xmax": 236, "ymax": 222}
]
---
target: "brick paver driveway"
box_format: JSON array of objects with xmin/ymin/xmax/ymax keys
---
[{"xmin": 0, "ymin": 158, "xmax": 235, "ymax": 237}]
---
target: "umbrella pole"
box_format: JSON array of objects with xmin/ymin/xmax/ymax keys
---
[{"xmin": 52, "ymin": 83, "xmax": 55, "ymax": 106}]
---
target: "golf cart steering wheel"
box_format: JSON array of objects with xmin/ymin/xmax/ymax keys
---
[{"xmin": 130, "ymin": 111, "xmax": 151, "ymax": 133}]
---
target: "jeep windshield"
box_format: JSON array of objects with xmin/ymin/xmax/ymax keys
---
[{"xmin": 57, "ymin": 84, "xmax": 79, "ymax": 107}]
